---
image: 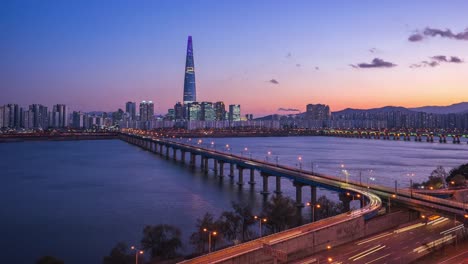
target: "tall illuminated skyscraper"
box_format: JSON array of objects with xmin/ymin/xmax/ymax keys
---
[{"xmin": 183, "ymin": 36, "xmax": 196, "ymax": 104}]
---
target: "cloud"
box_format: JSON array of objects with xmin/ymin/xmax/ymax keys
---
[
  {"xmin": 269, "ymin": 79, "xmax": 279, "ymax": 84},
  {"xmin": 278, "ymin": 108, "xmax": 300, "ymax": 112},
  {"xmin": 450, "ymin": 56, "xmax": 463, "ymax": 63},
  {"xmin": 296, "ymin": 63, "xmax": 301, "ymax": 67},
  {"xmin": 350, "ymin": 58, "xmax": 397, "ymax": 69},
  {"xmin": 408, "ymin": 34, "xmax": 424, "ymax": 42},
  {"xmin": 410, "ymin": 55, "xmax": 463, "ymax": 69},
  {"xmin": 431, "ymin": 55, "xmax": 464, "ymax": 63},
  {"xmin": 286, "ymin": 52, "xmax": 292, "ymax": 58},
  {"xmin": 409, "ymin": 27, "xmax": 468, "ymax": 42},
  {"xmin": 369, "ymin": 48, "xmax": 377, "ymax": 53},
  {"xmin": 315, "ymin": 66, "xmax": 319, "ymax": 70}
]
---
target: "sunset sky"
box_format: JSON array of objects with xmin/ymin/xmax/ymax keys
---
[{"xmin": 1, "ymin": 0, "xmax": 468, "ymax": 116}]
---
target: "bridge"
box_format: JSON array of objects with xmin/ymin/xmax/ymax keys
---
[{"xmin": 119, "ymin": 132, "xmax": 468, "ymax": 263}]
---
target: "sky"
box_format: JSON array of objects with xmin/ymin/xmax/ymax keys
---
[{"xmin": 1, "ymin": 0, "xmax": 468, "ymax": 116}]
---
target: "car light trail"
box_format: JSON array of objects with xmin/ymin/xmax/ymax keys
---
[
  {"xmin": 412, "ymin": 235, "xmax": 454, "ymax": 254},
  {"xmin": 440, "ymin": 224, "xmax": 464, "ymax": 235},
  {"xmin": 356, "ymin": 232, "xmax": 392, "ymax": 245},
  {"xmin": 348, "ymin": 244, "xmax": 385, "ymax": 261},
  {"xmin": 393, "ymin": 223, "xmax": 425, "ymax": 233}
]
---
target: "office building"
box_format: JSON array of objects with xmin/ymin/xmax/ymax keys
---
[
  {"xmin": 125, "ymin": 102, "xmax": 136, "ymax": 120},
  {"xmin": 228, "ymin": 104, "xmax": 241, "ymax": 122},
  {"xmin": 187, "ymin": 102, "xmax": 201, "ymax": 121},
  {"xmin": 214, "ymin": 101, "xmax": 226, "ymax": 121},
  {"xmin": 201, "ymin": 102, "xmax": 216, "ymax": 121}
]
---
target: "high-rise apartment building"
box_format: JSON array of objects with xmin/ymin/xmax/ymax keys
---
[
  {"xmin": 51, "ymin": 104, "xmax": 68, "ymax": 128},
  {"xmin": 139, "ymin": 101, "xmax": 154, "ymax": 122},
  {"xmin": 125, "ymin": 102, "xmax": 136, "ymax": 120},
  {"xmin": 306, "ymin": 104, "xmax": 330, "ymax": 120},
  {"xmin": 183, "ymin": 36, "xmax": 196, "ymax": 104},
  {"xmin": 29, "ymin": 104, "xmax": 48, "ymax": 129},
  {"xmin": 228, "ymin": 104, "xmax": 241, "ymax": 122}
]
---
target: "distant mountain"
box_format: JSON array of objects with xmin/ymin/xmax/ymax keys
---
[
  {"xmin": 409, "ymin": 102, "xmax": 468, "ymax": 114},
  {"xmin": 333, "ymin": 106, "xmax": 414, "ymax": 115}
]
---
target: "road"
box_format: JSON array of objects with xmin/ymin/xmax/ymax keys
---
[{"xmin": 292, "ymin": 216, "xmax": 465, "ymax": 264}]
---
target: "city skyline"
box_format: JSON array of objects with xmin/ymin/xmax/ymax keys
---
[{"xmin": 2, "ymin": 1, "xmax": 468, "ymax": 116}]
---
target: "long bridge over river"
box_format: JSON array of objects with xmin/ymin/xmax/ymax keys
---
[{"xmin": 119, "ymin": 132, "xmax": 468, "ymax": 263}]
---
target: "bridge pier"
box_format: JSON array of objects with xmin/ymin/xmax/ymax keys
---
[
  {"xmin": 190, "ymin": 153, "xmax": 196, "ymax": 168},
  {"xmin": 248, "ymin": 169, "xmax": 255, "ymax": 185},
  {"xmin": 218, "ymin": 161, "xmax": 224, "ymax": 177},
  {"xmin": 165, "ymin": 146, "xmax": 170, "ymax": 159},
  {"xmin": 229, "ymin": 163, "xmax": 235, "ymax": 178},
  {"xmin": 213, "ymin": 160, "xmax": 218, "ymax": 175},
  {"xmin": 200, "ymin": 156, "xmax": 205, "ymax": 169},
  {"xmin": 294, "ymin": 181, "xmax": 305, "ymax": 208},
  {"xmin": 172, "ymin": 148, "xmax": 177, "ymax": 160},
  {"xmin": 237, "ymin": 166, "xmax": 244, "ymax": 185},
  {"xmin": 261, "ymin": 173, "xmax": 270, "ymax": 195},
  {"xmin": 274, "ymin": 176, "xmax": 282, "ymax": 195},
  {"xmin": 204, "ymin": 158, "xmax": 209, "ymax": 174},
  {"xmin": 159, "ymin": 144, "xmax": 163, "ymax": 156},
  {"xmin": 181, "ymin": 150, "xmax": 186, "ymax": 163},
  {"xmin": 310, "ymin": 186, "xmax": 317, "ymax": 204}
]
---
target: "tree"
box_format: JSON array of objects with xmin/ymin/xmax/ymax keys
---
[
  {"xmin": 231, "ymin": 202, "xmax": 256, "ymax": 242},
  {"xmin": 424, "ymin": 166, "xmax": 448, "ymax": 189},
  {"xmin": 447, "ymin": 163, "xmax": 468, "ymax": 185},
  {"xmin": 102, "ymin": 242, "xmax": 133, "ymax": 264},
  {"xmin": 36, "ymin": 256, "xmax": 64, "ymax": 264},
  {"xmin": 217, "ymin": 210, "xmax": 241, "ymax": 244},
  {"xmin": 263, "ymin": 195, "xmax": 297, "ymax": 233},
  {"xmin": 141, "ymin": 224, "xmax": 182, "ymax": 260},
  {"xmin": 189, "ymin": 212, "xmax": 218, "ymax": 254},
  {"xmin": 315, "ymin": 195, "xmax": 343, "ymax": 220}
]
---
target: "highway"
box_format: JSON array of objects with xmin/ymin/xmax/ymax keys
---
[{"xmin": 293, "ymin": 216, "xmax": 464, "ymax": 264}]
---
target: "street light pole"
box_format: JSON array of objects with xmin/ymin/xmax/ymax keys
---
[
  {"xmin": 306, "ymin": 202, "xmax": 321, "ymax": 222},
  {"xmin": 130, "ymin": 246, "xmax": 144, "ymax": 264},
  {"xmin": 254, "ymin": 216, "xmax": 267, "ymax": 237},
  {"xmin": 203, "ymin": 228, "xmax": 217, "ymax": 253}
]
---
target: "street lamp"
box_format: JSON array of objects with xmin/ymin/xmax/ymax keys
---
[
  {"xmin": 275, "ymin": 156, "xmax": 279, "ymax": 166},
  {"xmin": 266, "ymin": 151, "xmax": 272, "ymax": 162},
  {"xmin": 211, "ymin": 141, "xmax": 215, "ymax": 150},
  {"xmin": 254, "ymin": 216, "xmax": 267, "ymax": 237},
  {"xmin": 203, "ymin": 228, "xmax": 217, "ymax": 253},
  {"xmin": 306, "ymin": 202, "xmax": 321, "ymax": 222},
  {"xmin": 241, "ymin": 147, "xmax": 248, "ymax": 157},
  {"xmin": 130, "ymin": 246, "xmax": 144, "ymax": 264},
  {"xmin": 298, "ymin": 156, "xmax": 303, "ymax": 170}
]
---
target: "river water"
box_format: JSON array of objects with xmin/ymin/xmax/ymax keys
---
[{"xmin": 0, "ymin": 137, "xmax": 466, "ymax": 263}]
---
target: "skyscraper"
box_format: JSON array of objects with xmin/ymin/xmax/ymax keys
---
[
  {"xmin": 125, "ymin": 102, "xmax": 136, "ymax": 120},
  {"xmin": 183, "ymin": 36, "xmax": 196, "ymax": 104},
  {"xmin": 214, "ymin": 101, "xmax": 226, "ymax": 121}
]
